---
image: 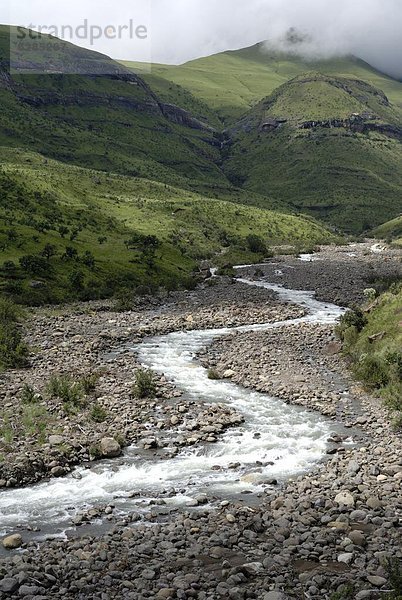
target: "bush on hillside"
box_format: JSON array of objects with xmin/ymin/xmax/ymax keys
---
[
  {"xmin": 0, "ymin": 298, "xmax": 29, "ymax": 370},
  {"xmin": 245, "ymin": 234, "xmax": 267, "ymax": 255}
]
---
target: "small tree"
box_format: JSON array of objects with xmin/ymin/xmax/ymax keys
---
[
  {"xmin": 62, "ymin": 246, "xmax": 78, "ymax": 261},
  {"xmin": 58, "ymin": 225, "xmax": 69, "ymax": 238},
  {"xmin": 41, "ymin": 243, "xmax": 57, "ymax": 261},
  {"xmin": 19, "ymin": 254, "xmax": 48, "ymax": 275},
  {"xmin": 246, "ymin": 234, "xmax": 267, "ymax": 255},
  {"xmin": 69, "ymin": 269, "xmax": 85, "ymax": 292},
  {"xmin": 81, "ymin": 250, "xmax": 95, "ymax": 269}
]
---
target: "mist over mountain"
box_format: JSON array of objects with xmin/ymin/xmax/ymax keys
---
[
  {"xmin": 9, "ymin": 0, "xmax": 402, "ymax": 79},
  {"xmin": 152, "ymin": 0, "xmax": 402, "ymax": 78}
]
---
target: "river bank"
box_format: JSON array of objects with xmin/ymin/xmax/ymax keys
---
[
  {"xmin": 0, "ymin": 243, "xmax": 401, "ymax": 599},
  {"xmin": 0, "ymin": 280, "xmax": 302, "ymax": 489}
]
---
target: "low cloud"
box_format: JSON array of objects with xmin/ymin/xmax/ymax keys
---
[
  {"xmin": 151, "ymin": 0, "xmax": 402, "ymax": 79},
  {"xmin": 9, "ymin": 0, "xmax": 402, "ymax": 79}
]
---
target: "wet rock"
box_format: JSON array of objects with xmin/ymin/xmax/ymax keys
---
[
  {"xmin": 50, "ymin": 466, "xmax": 65, "ymax": 477},
  {"xmin": 2, "ymin": 534, "xmax": 22, "ymax": 549},
  {"xmin": 100, "ymin": 437, "xmax": 122, "ymax": 458}
]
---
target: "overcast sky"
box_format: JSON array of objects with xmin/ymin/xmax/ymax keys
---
[{"xmin": 7, "ymin": 0, "xmax": 402, "ymax": 78}]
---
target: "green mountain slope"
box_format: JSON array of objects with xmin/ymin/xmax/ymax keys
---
[
  {"xmin": 0, "ymin": 26, "xmax": 231, "ymax": 194},
  {"xmin": 338, "ymin": 285, "xmax": 402, "ymax": 419},
  {"xmin": 223, "ymin": 74, "xmax": 402, "ymax": 233},
  {"xmin": 0, "ymin": 148, "xmax": 336, "ymax": 304},
  {"xmin": 373, "ymin": 216, "xmax": 402, "ymax": 246},
  {"xmin": 122, "ymin": 43, "xmax": 402, "ymax": 124}
]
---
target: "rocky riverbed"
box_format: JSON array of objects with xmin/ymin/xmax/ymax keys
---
[
  {"xmin": 0, "ymin": 280, "xmax": 302, "ymax": 489},
  {"xmin": 0, "ymin": 243, "xmax": 401, "ymax": 600},
  {"xmin": 239, "ymin": 241, "xmax": 402, "ymax": 306}
]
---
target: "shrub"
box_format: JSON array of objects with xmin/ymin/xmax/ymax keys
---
[
  {"xmin": 132, "ymin": 369, "xmax": 157, "ymax": 399},
  {"xmin": 2, "ymin": 260, "xmax": 16, "ymax": 272},
  {"xmin": 245, "ymin": 234, "xmax": 267, "ymax": 255},
  {"xmin": 114, "ymin": 288, "xmax": 135, "ymax": 312},
  {"xmin": 385, "ymin": 351, "xmax": 402, "ymax": 382},
  {"xmin": 81, "ymin": 251, "xmax": 95, "ymax": 269},
  {"xmin": 81, "ymin": 372, "xmax": 99, "ymax": 394},
  {"xmin": 216, "ymin": 266, "xmax": 235, "ymax": 277},
  {"xmin": 336, "ymin": 308, "xmax": 368, "ymax": 340},
  {"xmin": 69, "ymin": 269, "xmax": 85, "ymax": 292},
  {"xmin": 0, "ymin": 298, "xmax": 29, "ymax": 370},
  {"xmin": 47, "ymin": 374, "xmax": 84, "ymax": 406},
  {"xmin": 21, "ymin": 384, "xmax": 40, "ymax": 404},
  {"xmin": 22, "ymin": 405, "xmax": 49, "ymax": 442},
  {"xmin": 354, "ymin": 355, "xmax": 389, "ymax": 389},
  {"xmin": 90, "ymin": 403, "xmax": 108, "ymax": 423},
  {"xmin": 19, "ymin": 254, "xmax": 48, "ymax": 275},
  {"xmin": 384, "ymin": 558, "xmax": 402, "ymax": 599}
]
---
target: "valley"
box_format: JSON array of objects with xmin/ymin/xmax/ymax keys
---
[
  {"xmin": 0, "ymin": 20, "xmax": 401, "ymax": 600},
  {"xmin": 0, "ymin": 244, "xmax": 401, "ymax": 599}
]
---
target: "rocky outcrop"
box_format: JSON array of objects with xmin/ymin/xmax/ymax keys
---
[
  {"xmin": 298, "ymin": 115, "xmax": 402, "ymax": 140},
  {"xmin": 160, "ymin": 103, "xmax": 215, "ymax": 132}
]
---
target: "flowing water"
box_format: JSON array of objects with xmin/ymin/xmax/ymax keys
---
[{"xmin": 0, "ymin": 275, "xmax": 349, "ymax": 540}]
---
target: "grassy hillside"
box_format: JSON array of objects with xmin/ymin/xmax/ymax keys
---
[
  {"xmin": 0, "ymin": 26, "xmax": 232, "ymax": 195},
  {"xmin": 0, "ymin": 148, "xmax": 336, "ymax": 305},
  {"xmin": 223, "ymin": 74, "xmax": 402, "ymax": 233},
  {"xmin": 122, "ymin": 43, "xmax": 402, "ymax": 124},
  {"xmin": 373, "ymin": 216, "xmax": 402, "ymax": 246},
  {"xmin": 337, "ymin": 285, "xmax": 402, "ymax": 426}
]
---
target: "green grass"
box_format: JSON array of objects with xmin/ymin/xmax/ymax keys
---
[
  {"xmin": 0, "ymin": 25, "xmax": 232, "ymax": 195},
  {"xmin": 123, "ymin": 49, "xmax": 402, "ymax": 234},
  {"xmin": 338, "ymin": 285, "xmax": 402, "ymax": 425},
  {"xmin": 122, "ymin": 42, "xmax": 402, "ymax": 125},
  {"xmin": 0, "ymin": 147, "xmax": 336, "ymax": 305},
  {"xmin": 1, "ymin": 25, "xmax": 400, "ymax": 262},
  {"xmin": 223, "ymin": 75, "xmax": 402, "ymax": 233},
  {"xmin": 373, "ymin": 215, "xmax": 402, "ymax": 246}
]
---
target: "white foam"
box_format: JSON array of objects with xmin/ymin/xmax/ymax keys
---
[{"xmin": 0, "ymin": 275, "xmax": 346, "ymax": 535}]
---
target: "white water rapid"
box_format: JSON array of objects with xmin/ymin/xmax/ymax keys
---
[{"xmin": 0, "ymin": 275, "xmax": 348, "ymax": 540}]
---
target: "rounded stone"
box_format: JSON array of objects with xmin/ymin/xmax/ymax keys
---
[{"xmin": 2, "ymin": 534, "xmax": 23, "ymax": 549}]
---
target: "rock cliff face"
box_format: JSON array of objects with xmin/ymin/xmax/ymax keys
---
[
  {"xmin": 160, "ymin": 103, "xmax": 214, "ymax": 132},
  {"xmin": 298, "ymin": 116, "xmax": 402, "ymax": 140},
  {"xmin": 3, "ymin": 62, "xmax": 216, "ymax": 131}
]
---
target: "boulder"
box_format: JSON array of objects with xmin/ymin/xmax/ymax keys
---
[
  {"xmin": 335, "ymin": 491, "xmax": 355, "ymax": 507},
  {"xmin": 366, "ymin": 496, "xmax": 382, "ymax": 509},
  {"xmin": 0, "ymin": 578, "xmax": 19, "ymax": 593},
  {"xmin": 100, "ymin": 437, "xmax": 122, "ymax": 458},
  {"xmin": 367, "ymin": 576, "xmax": 387, "ymax": 587},
  {"xmin": 348, "ymin": 530, "xmax": 366, "ymax": 546},
  {"xmin": 223, "ymin": 369, "xmax": 235, "ymax": 378},
  {"xmin": 2, "ymin": 534, "xmax": 22, "ymax": 549},
  {"xmin": 48, "ymin": 435, "xmax": 64, "ymax": 446},
  {"xmin": 50, "ymin": 466, "xmax": 65, "ymax": 477},
  {"xmin": 338, "ymin": 552, "xmax": 354, "ymax": 564}
]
